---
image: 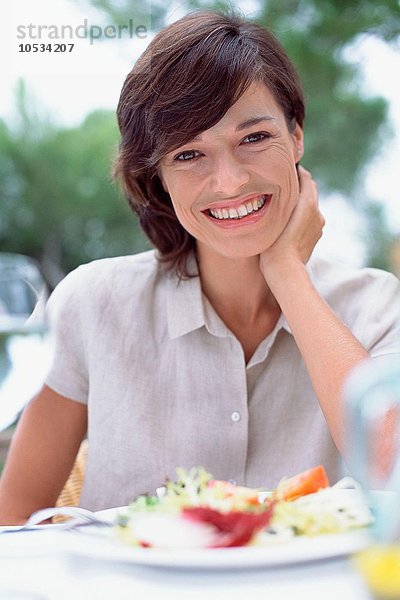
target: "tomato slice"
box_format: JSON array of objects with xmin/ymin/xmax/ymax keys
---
[{"xmin": 278, "ymin": 465, "xmax": 330, "ymax": 501}]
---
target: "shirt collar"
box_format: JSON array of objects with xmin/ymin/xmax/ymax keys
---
[
  {"xmin": 166, "ymin": 251, "xmax": 295, "ymax": 340},
  {"xmin": 278, "ymin": 312, "xmax": 291, "ymax": 334},
  {"xmin": 166, "ymin": 254, "xmax": 206, "ymax": 339}
]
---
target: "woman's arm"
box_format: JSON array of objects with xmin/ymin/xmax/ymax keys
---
[
  {"xmin": 0, "ymin": 385, "xmax": 88, "ymax": 524},
  {"xmin": 259, "ymin": 167, "xmax": 369, "ymax": 452}
]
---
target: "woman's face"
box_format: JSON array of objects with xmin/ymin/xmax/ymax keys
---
[{"xmin": 158, "ymin": 81, "xmax": 303, "ymax": 260}]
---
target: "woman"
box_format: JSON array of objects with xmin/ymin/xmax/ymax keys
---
[{"xmin": 0, "ymin": 10, "xmax": 399, "ymax": 523}]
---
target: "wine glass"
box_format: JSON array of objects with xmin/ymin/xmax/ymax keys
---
[{"xmin": 0, "ymin": 253, "xmax": 52, "ymax": 431}]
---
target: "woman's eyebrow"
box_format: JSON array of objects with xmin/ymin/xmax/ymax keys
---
[
  {"xmin": 191, "ymin": 116, "xmax": 275, "ymax": 142},
  {"xmin": 236, "ymin": 115, "xmax": 275, "ymax": 131}
]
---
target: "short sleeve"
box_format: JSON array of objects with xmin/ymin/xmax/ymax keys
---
[
  {"xmin": 44, "ymin": 266, "xmax": 89, "ymax": 403},
  {"xmin": 308, "ymin": 257, "xmax": 400, "ymax": 359},
  {"xmin": 364, "ymin": 270, "xmax": 400, "ymax": 358}
]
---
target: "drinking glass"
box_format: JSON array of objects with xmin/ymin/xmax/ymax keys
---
[
  {"xmin": 0, "ymin": 253, "xmax": 52, "ymax": 431},
  {"xmin": 344, "ymin": 356, "xmax": 400, "ymax": 599}
]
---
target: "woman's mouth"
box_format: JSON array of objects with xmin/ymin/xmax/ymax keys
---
[{"xmin": 204, "ymin": 194, "xmax": 271, "ymax": 222}]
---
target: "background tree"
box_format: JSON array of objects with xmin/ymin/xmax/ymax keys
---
[
  {"xmin": 1, "ymin": 0, "xmax": 399, "ymax": 278},
  {"xmin": 0, "ymin": 81, "xmax": 148, "ymax": 287}
]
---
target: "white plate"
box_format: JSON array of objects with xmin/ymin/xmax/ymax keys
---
[
  {"xmin": 70, "ymin": 528, "xmax": 371, "ymax": 569},
  {"xmin": 0, "ymin": 490, "xmax": 374, "ymax": 569},
  {"xmin": 1, "ymin": 524, "xmax": 369, "ymax": 569},
  {"xmin": 67, "ymin": 501, "xmax": 371, "ymax": 569}
]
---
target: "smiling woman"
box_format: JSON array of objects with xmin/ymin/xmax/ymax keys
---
[
  {"xmin": 114, "ymin": 11, "xmax": 305, "ymax": 275},
  {"xmin": 0, "ymin": 9, "xmax": 399, "ymax": 523}
]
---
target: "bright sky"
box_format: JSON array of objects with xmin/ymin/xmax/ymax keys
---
[{"xmin": 2, "ymin": 0, "xmax": 400, "ymax": 268}]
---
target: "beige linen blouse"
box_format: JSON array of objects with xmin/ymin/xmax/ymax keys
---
[{"xmin": 45, "ymin": 250, "xmax": 400, "ymax": 511}]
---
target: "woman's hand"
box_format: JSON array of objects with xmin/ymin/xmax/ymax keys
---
[{"xmin": 259, "ymin": 166, "xmax": 324, "ymax": 279}]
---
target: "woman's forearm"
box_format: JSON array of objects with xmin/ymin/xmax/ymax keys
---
[
  {"xmin": 0, "ymin": 386, "xmax": 87, "ymax": 524},
  {"xmin": 263, "ymin": 258, "xmax": 369, "ymax": 451}
]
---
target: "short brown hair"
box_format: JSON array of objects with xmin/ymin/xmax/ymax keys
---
[{"xmin": 114, "ymin": 10, "xmax": 305, "ymax": 277}]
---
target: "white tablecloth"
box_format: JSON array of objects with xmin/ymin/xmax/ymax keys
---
[{"xmin": 0, "ymin": 527, "xmax": 372, "ymax": 600}]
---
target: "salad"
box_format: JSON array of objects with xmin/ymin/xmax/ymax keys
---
[{"xmin": 115, "ymin": 465, "xmax": 373, "ymax": 549}]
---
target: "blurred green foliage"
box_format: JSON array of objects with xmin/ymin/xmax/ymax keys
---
[
  {"xmin": 0, "ymin": 81, "xmax": 149, "ymax": 286},
  {"xmin": 1, "ymin": 0, "xmax": 399, "ymax": 279},
  {"xmin": 363, "ymin": 201, "xmax": 397, "ymax": 271}
]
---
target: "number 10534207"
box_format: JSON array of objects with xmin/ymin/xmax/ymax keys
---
[{"xmin": 18, "ymin": 43, "xmax": 74, "ymax": 52}]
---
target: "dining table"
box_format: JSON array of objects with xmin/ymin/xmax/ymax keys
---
[{"xmin": 0, "ymin": 507, "xmax": 376, "ymax": 600}]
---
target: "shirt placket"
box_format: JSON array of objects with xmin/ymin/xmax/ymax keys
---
[{"xmin": 203, "ymin": 299, "xmax": 249, "ymax": 485}]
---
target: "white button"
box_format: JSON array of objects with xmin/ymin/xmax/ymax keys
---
[{"xmin": 231, "ymin": 411, "xmax": 241, "ymax": 422}]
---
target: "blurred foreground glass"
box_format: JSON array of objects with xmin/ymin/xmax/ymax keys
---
[
  {"xmin": 0, "ymin": 253, "xmax": 52, "ymax": 431},
  {"xmin": 345, "ymin": 357, "xmax": 400, "ymax": 599}
]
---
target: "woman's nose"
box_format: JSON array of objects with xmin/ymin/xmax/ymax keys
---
[{"xmin": 209, "ymin": 154, "xmax": 250, "ymax": 196}]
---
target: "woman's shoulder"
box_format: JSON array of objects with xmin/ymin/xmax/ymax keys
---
[
  {"xmin": 72, "ymin": 249, "xmax": 158, "ymax": 278},
  {"xmin": 308, "ymin": 254, "xmax": 400, "ymax": 323},
  {"xmin": 308, "ymin": 254, "xmax": 399, "ymax": 295},
  {"xmin": 59, "ymin": 250, "xmax": 158, "ymax": 286},
  {"xmin": 48, "ymin": 250, "xmax": 164, "ymax": 311}
]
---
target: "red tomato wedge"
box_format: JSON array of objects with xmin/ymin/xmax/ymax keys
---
[
  {"xmin": 278, "ymin": 465, "xmax": 330, "ymax": 502},
  {"xmin": 182, "ymin": 504, "xmax": 274, "ymax": 548}
]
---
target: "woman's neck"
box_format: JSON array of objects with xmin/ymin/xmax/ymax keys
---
[{"xmin": 196, "ymin": 243, "xmax": 280, "ymax": 329}]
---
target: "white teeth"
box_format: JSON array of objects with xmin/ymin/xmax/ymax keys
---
[
  {"xmin": 208, "ymin": 195, "xmax": 267, "ymax": 220},
  {"xmin": 229, "ymin": 207, "xmax": 239, "ymax": 219}
]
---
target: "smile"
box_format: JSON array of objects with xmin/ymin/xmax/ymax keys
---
[{"xmin": 206, "ymin": 195, "xmax": 270, "ymax": 220}]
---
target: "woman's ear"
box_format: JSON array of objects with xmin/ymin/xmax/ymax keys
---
[{"xmin": 292, "ymin": 123, "xmax": 304, "ymax": 162}]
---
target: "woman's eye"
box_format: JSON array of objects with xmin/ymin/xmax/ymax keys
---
[
  {"xmin": 242, "ymin": 132, "xmax": 270, "ymax": 144},
  {"xmin": 175, "ymin": 150, "xmax": 199, "ymax": 162}
]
